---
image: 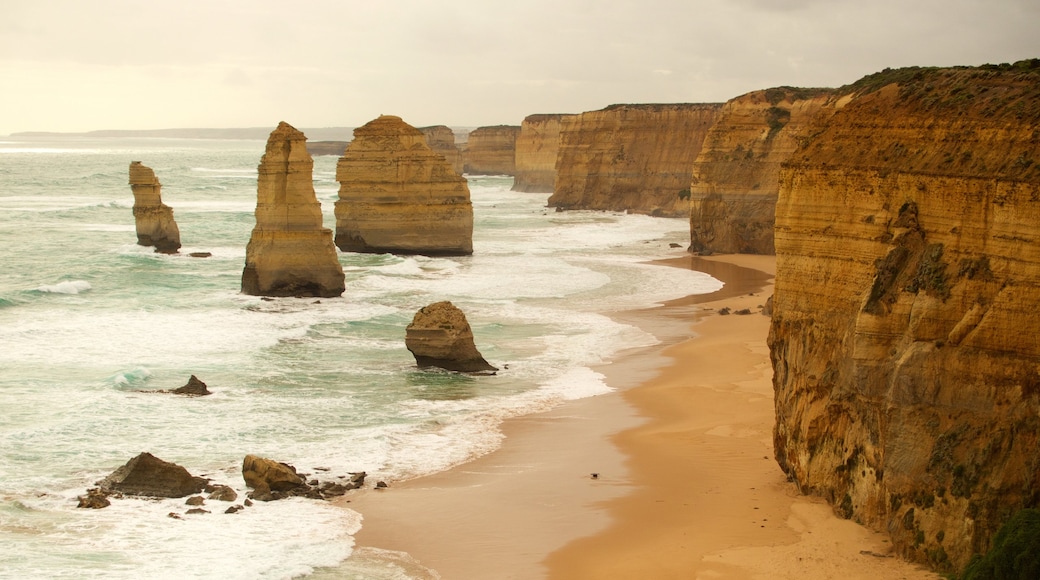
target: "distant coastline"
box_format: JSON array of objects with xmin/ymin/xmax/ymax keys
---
[{"xmin": 8, "ymin": 127, "xmax": 358, "ymax": 141}]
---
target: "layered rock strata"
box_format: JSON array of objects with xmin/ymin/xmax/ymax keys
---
[
  {"xmin": 769, "ymin": 62, "xmax": 1040, "ymax": 574},
  {"xmin": 549, "ymin": 103, "xmax": 721, "ymax": 217},
  {"xmin": 128, "ymin": 161, "xmax": 181, "ymax": 253},
  {"xmin": 335, "ymin": 115, "xmax": 474, "ymax": 256},
  {"xmin": 419, "ymin": 125, "xmax": 464, "ymax": 174},
  {"xmin": 512, "ymin": 114, "xmax": 574, "ymax": 193},
  {"xmin": 462, "ymin": 125, "xmax": 520, "ymax": 175},
  {"xmin": 241, "ymin": 122, "xmax": 345, "ymax": 298},
  {"xmin": 688, "ymin": 87, "xmax": 833, "ymax": 254},
  {"xmin": 405, "ymin": 301, "xmax": 497, "ymax": 373}
]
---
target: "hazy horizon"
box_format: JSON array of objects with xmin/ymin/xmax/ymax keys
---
[{"xmin": 2, "ymin": 0, "xmax": 1036, "ymax": 136}]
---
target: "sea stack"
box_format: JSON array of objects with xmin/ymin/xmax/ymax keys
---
[
  {"xmin": 462, "ymin": 125, "xmax": 520, "ymax": 175},
  {"xmin": 419, "ymin": 125, "xmax": 464, "ymax": 175},
  {"xmin": 405, "ymin": 301, "xmax": 497, "ymax": 373},
  {"xmin": 512, "ymin": 114, "xmax": 574, "ymax": 193},
  {"xmin": 128, "ymin": 161, "xmax": 181, "ymax": 253},
  {"xmin": 241, "ymin": 122, "xmax": 345, "ymax": 298},
  {"xmin": 335, "ymin": 115, "xmax": 474, "ymax": 256}
]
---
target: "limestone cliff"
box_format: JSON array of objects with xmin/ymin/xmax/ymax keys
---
[
  {"xmin": 549, "ymin": 103, "xmax": 721, "ymax": 217},
  {"xmin": 128, "ymin": 161, "xmax": 181, "ymax": 253},
  {"xmin": 688, "ymin": 88, "xmax": 833, "ymax": 254},
  {"xmin": 462, "ymin": 125, "xmax": 520, "ymax": 175},
  {"xmin": 241, "ymin": 122, "xmax": 345, "ymax": 298},
  {"xmin": 335, "ymin": 115, "xmax": 473, "ymax": 256},
  {"xmin": 512, "ymin": 114, "xmax": 574, "ymax": 193},
  {"xmin": 419, "ymin": 125, "xmax": 464, "ymax": 175},
  {"xmin": 769, "ymin": 61, "xmax": 1040, "ymax": 574}
]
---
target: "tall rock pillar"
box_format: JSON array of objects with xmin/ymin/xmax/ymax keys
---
[
  {"xmin": 128, "ymin": 161, "xmax": 181, "ymax": 254},
  {"xmin": 241, "ymin": 122, "xmax": 345, "ymax": 298}
]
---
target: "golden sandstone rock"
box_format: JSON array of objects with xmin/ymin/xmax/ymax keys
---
[
  {"xmin": 128, "ymin": 161, "xmax": 181, "ymax": 253},
  {"xmin": 462, "ymin": 125, "xmax": 520, "ymax": 175},
  {"xmin": 419, "ymin": 125, "xmax": 464, "ymax": 175},
  {"xmin": 241, "ymin": 122, "xmax": 345, "ymax": 298},
  {"xmin": 769, "ymin": 62, "xmax": 1040, "ymax": 573},
  {"xmin": 512, "ymin": 114, "xmax": 575, "ymax": 193},
  {"xmin": 335, "ymin": 115, "xmax": 474, "ymax": 256},
  {"xmin": 688, "ymin": 87, "xmax": 833, "ymax": 254},
  {"xmin": 549, "ymin": 103, "xmax": 721, "ymax": 217},
  {"xmin": 405, "ymin": 301, "xmax": 497, "ymax": 373}
]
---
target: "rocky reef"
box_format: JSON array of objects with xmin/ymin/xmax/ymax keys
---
[
  {"xmin": 128, "ymin": 161, "xmax": 181, "ymax": 253},
  {"xmin": 688, "ymin": 87, "xmax": 833, "ymax": 254},
  {"xmin": 462, "ymin": 125, "xmax": 520, "ymax": 175},
  {"xmin": 241, "ymin": 122, "xmax": 345, "ymax": 298},
  {"xmin": 335, "ymin": 115, "xmax": 474, "ymax": 256},
  {"xmin": 549, "ymin": 103, "xmax": 721, "ymax": 217},
  {"xmin": 512, "ymin": 113, "xmax": 574, "ymax": 193},
  {"xmin": 419, "ymin": 125, "xmax": 464, "ymax": 175},
  {"xmin": 405, "ymin": 301, "xmax": 497, "ymax": 373},
  {"xmin": 769, "ymin": 61, "xmax": 1040, "ymax": 574}
]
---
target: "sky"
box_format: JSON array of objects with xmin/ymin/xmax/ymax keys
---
[{"xmin": 1, "ymin": 0, "xmax": 1036, "ymax": 135}]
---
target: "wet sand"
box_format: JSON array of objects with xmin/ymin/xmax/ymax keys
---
[{"xmin": 342, "ymin": 254, "xmax": 940, "ymax": 579}]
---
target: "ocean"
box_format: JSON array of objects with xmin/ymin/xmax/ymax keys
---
[{"xmin": 0, "ymin": 136, "xmax": 721, "ymax": 579}]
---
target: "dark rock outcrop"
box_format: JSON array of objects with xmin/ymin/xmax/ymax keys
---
[
  {"xmin": 171, "ymin": 375, "xmax": 211, "ymax": 396},
  {"xmin": 242, "ymin": 454, "xmax": 305, "ymax": 501},
  {"xmin": 241, "ymin": 122, "xmax": 345, "ymax": 298},
  {"xmin": 97, "ymin": 452, "xmax": 207, "ymax": 498},
  {"xmin": 405, "ymin": 301, "xmax": 497, "ymax": 373},
  {"xmin": 128, "ymin": 161, "xmax": 181, "ymax": 254}
]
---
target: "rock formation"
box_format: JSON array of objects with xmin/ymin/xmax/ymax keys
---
[
  {"xmin": 128, "ymin": 161, "xmax": 181, "ymax": 253},
  {"xmin": 512, "ymin": 114, "xmax": 574, "ymax": 193},
  {"xmin": 335, "ymin": 115, "xmax": 474, "ymax": 256},
  {"xmin": 405, "ymin": 301, "xmax": 497, "ymax": 373},
  {"xmin": 98, "ymin": 452, "xmax": 207, "ymax": 498},
  {"xmin": 461, "ymin": 125, "xmax": 521, "ymax": 175},
  {"xmin": 242, "ymin": 455, "xmax": 305, "ymax": 500},
  {"xmin": 241, "ymin": 122, "xmax": 345, "ymax": 298},
  {"xmin": 688, "ymin": 87, "xmax": 833, "ymax": 254},
  {"xmin": 549, "ymin": 103, "xmax": 721, "ymax": 217},
  {"xmin": 419, "ymin": 125, "xmax": 464, "ymax": 174},
  {"xmin": 769, "ymin": 61, "xmax": 1040, "ymax": 574}
]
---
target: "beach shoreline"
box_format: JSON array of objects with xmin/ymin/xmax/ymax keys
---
[{"xmin": 339, "ymin": 254, "xmax": 940, "ymax": 579}]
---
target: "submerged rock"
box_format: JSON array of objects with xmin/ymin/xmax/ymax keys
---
[
  {"xmin": 241, "ymin": 122, "xmax": 345, "ymax": 298},
  {"xmin": 129, "ymin": 161, "xmax": 181, "ymax": 254},
  {"xmin": 405, "ymin": 301, "xmax": 497, "ymax": 373},
  {"xmin": 171, "ymin": 375, "xmax": 211, "ymax": 396},
  {"xmin": 97, "ymin": 452, "xmax": 207, "ymax": 498}
]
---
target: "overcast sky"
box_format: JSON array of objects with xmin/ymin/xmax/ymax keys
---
[{"xmin": 1, "ymin": 0, "xmax": 1036, "ymax": 135}]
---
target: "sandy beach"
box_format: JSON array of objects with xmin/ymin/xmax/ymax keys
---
[{"xmin": 343, "ymin": 254, "xmax": 941, "ymax": 579}]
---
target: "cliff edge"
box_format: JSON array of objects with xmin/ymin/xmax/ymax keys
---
[
  {"xmin": 769, "ymin": 61, "xmax": 1040, "ymax": 574},
  {"xmin": 512, "ymin": 114, "xmax": 574, "ymax": 193},
  {"xmin": 688, "ymin": 87, "xmax": 833, "ymax": 254},
  {"xmin": 549, "ymin": 103, "xmax": 721, "ymax": 217}
]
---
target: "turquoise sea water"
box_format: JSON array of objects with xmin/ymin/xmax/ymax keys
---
[{"xmin": 0, "ymin": 136, "xmax": 721, "ymax": 579}]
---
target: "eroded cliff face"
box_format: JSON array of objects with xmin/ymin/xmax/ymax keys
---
[
  {"xmin": 128, "ymin": 161, "xmax": 181, "ymax": 253},
  {"xmin": 688, "ymin": 88, "xmax": 833, "ymax": 254},
  {"xmin": 512, "ymin": 114, "xmax": 574, "ymax": 193},
  {"xmin": 419, "ymin": 125, "xmax": 464, "ymax": 175},
  {"xmin": 335, "ymin": 115, "xmax": 473, "ymax": 256},
  {"xmin": 769, "ymin": 63, "xmax": 1040, "ymax": 573},
  {"xmin": 461, "ymin": 125, "xmax": 520, "ymax": 175},
  {"xmin": 549, "ymin": 103, "xmax": 721, "ymax": 217},
  {"xmin": 241, "ymin": 122, "xmax": 345, "ymax": 298}
]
